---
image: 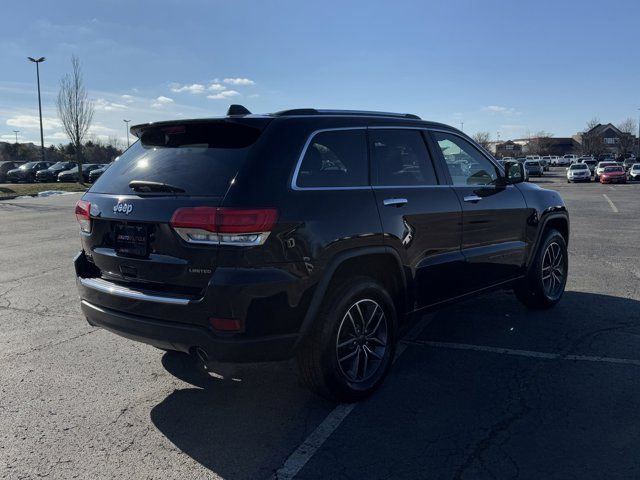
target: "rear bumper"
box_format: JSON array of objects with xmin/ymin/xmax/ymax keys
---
[
  {"xmin": 74, "ymin": 251, "xmax": 309, "ymax": 362},
  {"xmin": 81, "ymin": 299, "xmax": 298, "ymax": 362}
]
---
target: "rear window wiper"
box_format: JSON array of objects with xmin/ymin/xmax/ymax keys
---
[{"xmin": 129, "ymin": 180, "xmax": 186, "ymax": 194}]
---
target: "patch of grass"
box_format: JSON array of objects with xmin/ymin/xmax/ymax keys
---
[{"xmin": 0, "ymin": 182, "xmax": 87, "ymax": 199}]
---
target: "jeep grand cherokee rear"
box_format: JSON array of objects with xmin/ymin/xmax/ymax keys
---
[{"xmin": 75, "ymin": 105, "xmax": 569, "ymax": 402}]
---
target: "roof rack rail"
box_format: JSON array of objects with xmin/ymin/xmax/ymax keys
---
[{"xmin": 272, "ymin": 108, "xmax": 421, "ymax": 120}]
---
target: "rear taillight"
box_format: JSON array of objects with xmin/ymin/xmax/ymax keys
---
[
  {"xmin": 170, "ymin": 207, "xmax": 278, "ymax": 246},
  {"xmin": 75, "ymin": 200, "xmax": 91, "ymax": 233}
]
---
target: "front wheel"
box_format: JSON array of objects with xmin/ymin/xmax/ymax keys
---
[
  {"xmin": 515, "ymin": 229, "xmax": 568, "ymax": 309},
  {"xmin": 297, "ymin": 276, "xmax": 397, "ymax": 402}
]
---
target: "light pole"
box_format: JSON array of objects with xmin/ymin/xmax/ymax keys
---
[
  {"xmin": 27, "ymin": 56, "xmax": 46, "ymax": 162},
  {"xmin": 13, "ymin": 130, "xmax": 19, "ymax": 143},
  {"xmin": 123, "ymin": 119, "xmax": 131, "ymax": 148},
  {"xmin": 460, "ymin": 121, "xmax": 464, "ymax": 132},
  {"xmin": 637, "ymin": 108, "xmax": 640, "ymax": 157}
]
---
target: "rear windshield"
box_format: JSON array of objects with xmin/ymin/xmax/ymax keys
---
[
  {"xmin": 604, "ymin": 167, "xmax": 623, "ymax": 172},
  {"xmin": 90, "ymin": 121, "xmax": 263, "ymax": 196}
]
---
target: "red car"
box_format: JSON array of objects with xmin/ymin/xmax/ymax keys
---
[{"xmin": 600, "ymin": 165, "xmax": 627, "ymax": 184}]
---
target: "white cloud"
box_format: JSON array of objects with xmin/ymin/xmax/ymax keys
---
[
  {"xmin": 6, "ymin": 115, "xmax": 61, "ymax": 130},
  {"xmin": 121, "ymin": 94, "xmax": 135, "ymax": 103},
  {"xmin": 48, "ymin": 131, "xmax": 70, "ymax": 140},
  {"xmin": 484, "ymin": 105, "xmax": 519, "ymax": 115},
  {"xmin": 223, "ymin": 77, "xmax": 255, "ymax": 86},
  {"xmin": 170, "ymin": 83, "xmax": 206, "ymax": 94},
  {"xmin": 151, "ymin": 96, "xmax": 174, "ymax": 108},
  {"xmin": 95, "ymin": 98, "xmax": 128, "ymax": 111},
  {"xmin": 208, "ymin": 83, "xmax": 226, "ymax": 92},
  {"xmin": 207, "ymin": 90, "xmax": 240, "ymax": 100}
]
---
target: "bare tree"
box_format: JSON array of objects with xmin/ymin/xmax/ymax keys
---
[
  {"xmin": 527, "ymin": 131, "xmax": 554, "ymax": 156},
  {"xmin": 57, "ymin": 55, "xmax": 94, "ymax": 183},
  {"xmin": 473, "ymin": 131, "xmax": 492, "ymax": 150},
  {"xmin": 616, "ymin": 117, "xmax": 637, "ymax": 157},
  {"xmin": 580, "ymin": 117, "xmax": 605, "ymax": 157}
]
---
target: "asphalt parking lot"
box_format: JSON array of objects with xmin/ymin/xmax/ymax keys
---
[{"xmin": 1, "ymin": 168, "xmax": 640, "ymax": 479}]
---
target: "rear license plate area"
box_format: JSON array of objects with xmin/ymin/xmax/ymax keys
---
[{"xmin": 115, "ymin": 224, "xmax": 149, "ymax": 258}]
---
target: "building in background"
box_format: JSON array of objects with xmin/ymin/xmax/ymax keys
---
[{"xmin": 573, "ymin": 123, "xmax": 637, "ymax": 157}]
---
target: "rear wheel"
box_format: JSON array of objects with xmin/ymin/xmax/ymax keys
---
[
  {"xmin": 515, "ymin": 229, "xmax": 568, "ymax": 309},
  {"xmin": 297, "ymin": 276, "xmax": 397, "ymax": 402}
]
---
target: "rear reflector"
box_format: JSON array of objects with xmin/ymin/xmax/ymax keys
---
[
  {"xmin": 170, "ymin": 207, "xmax": 278, "ymax": 246},
  {"xmin": 75, "ymin": 200, "xmax": 91, "ymax": 233},
  {"xmin": 209, "ymin": 317, "xmax": 243, "ymax": 332}
]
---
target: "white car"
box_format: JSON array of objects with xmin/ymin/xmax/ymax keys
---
[
  {"xmin": 563, "ymin": 154, "xmax": 579, "ymax": 164},
  {"xmin": 566, "ymin": 163, "xmax": 591, "ymax": 182},
  {"xmin": 628, "ymin": 163, "xmax": 640, "ymax": 182},
  {"xmin": 552, "ymin": 155, "xmax": 570, "ymax": 166},
  {"xmin": 594, "ymin": 161, "xmax": 619, "ymax": 181}
]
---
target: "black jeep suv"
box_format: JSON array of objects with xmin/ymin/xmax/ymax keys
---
[{"xmin": 74, "ymin": 105, "xmax": 569, "ymax": 401}]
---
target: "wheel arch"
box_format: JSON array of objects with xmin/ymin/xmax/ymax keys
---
[
  {"xmin": 526, "ymin": 210, "xmax": 570, "ymax": 273},
  {"xmin": 296, "ymin": 247, "xmax": 408, "ymax": 346}
]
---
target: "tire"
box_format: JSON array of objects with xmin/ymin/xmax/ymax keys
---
[
  {"xmin": 515, "ymin": 229, "xmax": 568, "ymax": 309},
  {"xmin": 297, "ymin": 276, "xmax": 397, "ymax": 402}
]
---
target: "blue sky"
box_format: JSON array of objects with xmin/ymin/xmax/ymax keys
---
[{"xmin": 1, "ymin": 0, "xmax": 639, "ymax": 146}]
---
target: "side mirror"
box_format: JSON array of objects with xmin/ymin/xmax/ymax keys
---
[{"xmin": 504, "ymin": 161, "xmax": 525, "ymax": 184}]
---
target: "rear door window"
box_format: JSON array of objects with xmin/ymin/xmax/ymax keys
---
[
  {"xmin": 296, "ymin": 129, "xmax": 368, "ymax": 188},
  {"xmin": 369, "ymin": 129, "xmax": 438, "ymax": 186},
  {"xmin": 90, "ymin": 121, "xmax": 264, "ymax": 196}
]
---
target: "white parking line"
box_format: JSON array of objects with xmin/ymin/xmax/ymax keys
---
[
  {"xmin": 272, "ymin": 315, "xmax": 433, "ymax": 480},
  {"xmin": 602, "ymin": 194, "xmax": 618, "ymax": 213},
  {"xmin": 404, "ymin": 340, "xmax": 640, "ymax": 367}
]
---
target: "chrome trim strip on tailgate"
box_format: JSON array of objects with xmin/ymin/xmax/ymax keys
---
[{"xmin": 79, "ymin": 277, "xmax": 190, "ymax": 305}]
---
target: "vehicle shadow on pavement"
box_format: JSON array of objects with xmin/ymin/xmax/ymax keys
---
[
  {"xmin": 150, "ymin": 290, "xmax": 640, "ymax": 479},
  {"xmin": 295, "ymin": 291, "xmax": 640, "ymax": 480},
  {"xmin": 150, "ymin": 353, "xmax": 334, "ymax": 480}
]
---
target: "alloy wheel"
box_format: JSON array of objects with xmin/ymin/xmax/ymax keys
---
[
  {"xmin": 335, "ymin": 299, "xmax": 388, "ymax": 383},
  {"xmin": 541, "ymin": 241, "xmax": 565, "ymax": 299}
]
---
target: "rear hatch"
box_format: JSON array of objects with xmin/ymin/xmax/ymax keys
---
[{"xmin": 80, "ymin": 118, "xmax": 270, "ymax": 297}]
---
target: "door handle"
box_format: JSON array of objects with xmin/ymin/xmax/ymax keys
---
[
  {"xmin": 383, "ymin": 198, "xmax": 408, "ymax": 207},
  {"xmin": 463, "ymin": 194, "xmax": 482, "ymax": 203}
]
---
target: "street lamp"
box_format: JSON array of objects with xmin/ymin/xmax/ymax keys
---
[
  {"xmin": 637, "ymin": 108, "xmax": 640, "ymax": 157},
  {"xmin": 123, "ymin": 119, "xmax": 131, "ymax": 148},
  {"xmin": 13, "ymin": 130, "xmax": 19, "ymax": 143},
  {"xmin": 27, "ymin": 56, "xmax": 46, "ymax": 162}
]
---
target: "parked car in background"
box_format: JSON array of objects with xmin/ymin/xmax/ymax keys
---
[
  {"xmin": 72, "ymin": 106, "xmax": 569, "ymax": 401},
  {"xmin": 627, "ymin": 163, "xmax": 640, "ymax": 181},
  {"xmin": 622, "ymin": 157, "xmax": 636, "ymax": 171},
  {"xmin": 502, "ymin": 156, "xmax": 514, "ymax": 162},
  {"xmin": 524, "ymin": 159, "xmax": 544, "ymax": 177},
  {"xmin": 6, "ymin": 161, "xmax": 54, "ymax": 183},
  {"xmin": 36, "ymin": 161, "xmax": 77, "ymax": 182},
  {"xmin": 564, "ymin": 154, "xmax": 579, "ymax": 164},
  {"xmin": 552, "ymin": 155, "xmax": 570, "ymax": 166},
  {"xmin": 594, "ymin": 161, "xmax": 619, "ymax": 182},
  {"xmin": 599, "ymin": 165, "xmax": 627, "ymax": 184},
  {"xmin": 566, "ymin": 163, "xmax": 591, "ymax": 182},
  {"xmin": 58, "ymin": 164, "xmax": 103, "ymax": 182},
  {"xmin": 0, "ymin": 161, "xmax": 25, "ymax": 183},
  {"xmin": 527, "ymin": 155, "xmax": 548, "ymax": 171},
  {"xmin": 580, "ymin": 158, "xmax": 597, "ymax": 174},
  {"xmin": 88, "ymin": 163, "xmax": 112, "ymax": 183},
  {"xmin": 544, "ymin": 155, "xmax": 560, "ymax": 166}
]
